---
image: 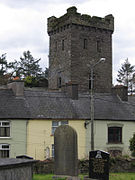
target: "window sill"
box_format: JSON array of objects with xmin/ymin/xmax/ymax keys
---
[
  {"xmin": 50, "ymin": 134, "xmax": 54, "ymax": 136},
  {"xmin": 0, "ymin": 137, "xmax": 11, "ymax": 139},
  {"xmin": 107, "ymin": 142, "xmax": 123, "ymax": 145}
]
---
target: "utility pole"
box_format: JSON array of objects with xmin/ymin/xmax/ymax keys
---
[{"xmin": 90, "ymin": 58, "xmax": 106, "ymax": 151}]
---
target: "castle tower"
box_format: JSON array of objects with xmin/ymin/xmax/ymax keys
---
[{"xmin": 47, "ymin": 6, "xmax": 114, "ymax": 92}]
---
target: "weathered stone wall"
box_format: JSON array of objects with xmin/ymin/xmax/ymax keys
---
[
  {"xmin": 47, "ymin": 6, "xmax": 114, "ymax": 93},
  {"xmin": 0, "ymin": 165, "xmax": 33, "ymax": 180},
  {"xmin": 33, "ymin": 158, "xmax": 135, "ymax": 174},
  {"xmin": 48, "ymin": 25, "xmax": 71, "ymax": 89}
]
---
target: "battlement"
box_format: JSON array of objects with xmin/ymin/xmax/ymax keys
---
[{"xmin": 47, "ymin": 6, "xmax": 114, "ymax": 34}]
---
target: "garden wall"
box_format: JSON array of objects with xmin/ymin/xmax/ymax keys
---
[{"xmin": 33, "ymin": 157, "xmax": 135, "ymax": 174}]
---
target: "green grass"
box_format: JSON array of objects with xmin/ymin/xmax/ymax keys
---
[
  {"xmin": 33, "ymin": 173, "xmax": 135, "ymax": 180},
  {"xmin": 110, "ymin": 173, "xmax": 135, "ymax": 180}
]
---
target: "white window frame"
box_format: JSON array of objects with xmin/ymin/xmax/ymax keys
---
[
  {"xmin": 0, "ymin": 121, "xmax": 10, "ymax": 138},
  {"xmin": 52, "ymin": 120, "xmax": 68, "ymax": 135},
  {"xmin": 52, "ymin": 144, "xmax": 54, "ymax": 158},
  {"xmin": 0, "ymin": 144, "xmax": 10, "ymax": 158}
]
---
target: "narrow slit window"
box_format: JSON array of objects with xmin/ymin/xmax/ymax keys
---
[
  {"xmin": 55, "ymin": 41, "xmax": 57, "ymax": 51},
  {"xmin": 83, "ymin": 39, "xmax": 87, "ymax": 49},
  {"xmin": 62, "ymin": 40, "xmax": 64, "ymax": 50},
  {"xmin": 96, "ymin": 40, "xmax": 101, "ymax": 52},
  {"xmin": 58, "ymin": 77, "xmax": 62, "ymax": 88}
]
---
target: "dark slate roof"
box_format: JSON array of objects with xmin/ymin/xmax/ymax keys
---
[
  {"xmin": 0, "ymin": 89, "xmax": 30, "ymax": 119},
  {"xmin": 0, "ymin": 88, "xmax": 135, "ymax": 121}
]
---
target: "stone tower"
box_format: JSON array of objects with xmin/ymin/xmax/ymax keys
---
[{"xmin": 47, "ymin": 6, "xmax": 114, "ymax": 92}]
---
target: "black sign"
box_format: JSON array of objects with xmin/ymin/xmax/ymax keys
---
[{"xmin": 89, "ymin": 150, "xmax": 109, "ymax": 180}]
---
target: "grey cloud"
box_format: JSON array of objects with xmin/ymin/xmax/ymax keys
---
[{"xmin": 0, "ymin": 0, "xmax": 89, "ymax": 9}]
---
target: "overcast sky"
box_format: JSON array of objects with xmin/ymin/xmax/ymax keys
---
[{"xmin": 0, "ymin": 0, "xmax": 135, "ymax": 84}]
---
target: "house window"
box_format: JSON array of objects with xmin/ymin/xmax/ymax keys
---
[
  {"xmin": 62, "ymin": 40, "xmax": 64, "ymax": 50},
  {"xmin": 0, "ymin": 144, "xmax": 10, "ymax": 158},
  {"xmin": 83, "ymin": 38, "xmax": 87, "ymax": 49},
  {"xmin": 52, "ymin": 121, "xmax": 68, "ymax": 135},
  {"xmin": 52, "ymin": 144, "xmax": 54, "ymax": 157},
  {"xmin": 0, "ymin": 121, "xmax": 10, "ymax": 137},
  {"xmin": 108, "ymin": 127, "xmax": 122, "ymax": 143}
]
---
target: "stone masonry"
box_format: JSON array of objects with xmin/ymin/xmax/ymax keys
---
[{"xmin": 47, "ymin": 6, "xmax": 114, "ymax": 93}]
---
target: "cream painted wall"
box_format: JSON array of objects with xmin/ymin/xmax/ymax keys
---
[
  {"xmin": 69, "ymin": 120, "xmax": 86, "ymax": 159},
  {"xmin": 27, "ymin": 120, "xmax": 86, "ymax": 160},
  {"xmin": 86, "ymin": 120, "xmax": 135, "ymax": 156}
]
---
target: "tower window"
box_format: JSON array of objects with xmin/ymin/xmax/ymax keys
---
[
  {"xmin": 62, "ymin": 40, "xmax": 64, "ymax": 51},
  {"xmin": 96, "ymin": 40, "xmax": 101, "ymax": 52},
  {"xmin": 58, "ymin": 77, "xmax": 62, "ymax": 88},
  {"xmin": 55, "ymin": 41, "xmax": 57, "ymax": 51},
  {"xmin": 83, "ymin": 39, "xmax": 87, "ymax": 49}
]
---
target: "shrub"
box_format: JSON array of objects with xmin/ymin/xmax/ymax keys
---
[{"xmin": 129, "ymin": 133, "xmax": 135, "ymax": 157}]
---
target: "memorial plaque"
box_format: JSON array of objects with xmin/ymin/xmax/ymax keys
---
[{"xmin": 89, "ymin": 150, "xmax": 109, "ymax": 180}]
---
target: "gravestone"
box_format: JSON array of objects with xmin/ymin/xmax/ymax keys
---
[
  {"xmin": 54, "ymin": 125, "xmax": 78, "ymax": 177},
  {"xmin": 89, "ymin": 150, "xmax": 109, "ymax": 180}
]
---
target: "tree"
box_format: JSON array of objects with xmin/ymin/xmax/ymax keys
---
[
  {"xmin": 129, "ymin": 133, "xmax": 135, "ymax": 156},
  {"xmin": 0, "ymin": 53, "xmax": 8, "ymax": 76},
  {"xmin": 0, "ymin": 53, "xmax": 11, "ymax": 85},
  {"xmin": 19, "ymin": 50, "xmax": 42, "ymax": 78},
  {"xmin": 8, "ymin": 60, "xmax": 22, "ymax": 78},
  {"xmin": 116, "ymin": 59, "xmax": 135, "ymax": 94}
]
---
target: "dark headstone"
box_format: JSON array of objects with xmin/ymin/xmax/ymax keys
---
[
  {"xmin": 89, "ymin": 150, "xmax": 109, "ymax": 180},
  {"xmin": 54, "ymin": 125, "xmax": 78, "ymax": 176}
]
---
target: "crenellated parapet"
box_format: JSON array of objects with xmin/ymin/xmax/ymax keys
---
[{"xmin": 47, "ymin": 6, "xmax": 114, "ymax": 34}]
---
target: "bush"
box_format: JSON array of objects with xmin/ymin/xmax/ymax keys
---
[{"xmin": 129, "ymin": 133, "xmax": 135, "ymax": 157}]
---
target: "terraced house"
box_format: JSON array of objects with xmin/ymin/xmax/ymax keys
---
[{"xmin": 0, "ymin": 7, "xmax": 135, "ymax": 160}]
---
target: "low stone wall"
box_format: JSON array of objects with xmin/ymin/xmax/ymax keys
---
[
  {"xmin": 0, "ymin": 158, "xmax": 37, "ymax": 180},
  {"xmin": 33, "ymin": 157, "xmax": 135, "ymax": 174},
  {"xmin": 34, "ymin": 158, "xmax": 54, "ymax": 174}
]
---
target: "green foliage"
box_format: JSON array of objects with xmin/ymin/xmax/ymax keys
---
[
  {"xmin": 0, "ymin": 53, "xmax": 8, "ymax": 76},
  {"xmin": 8, "ymin": 60, "xmax": 21, "ymax": 77},
  {"xmin": 24, "ymin": 76, "xmax": 38, "ymax": 87},
  {"xmin": 0, "ymin": 53, "xmax": 12, "ymax": 85},
  {"xmin": 129, "ymin": 133, "xmax": 135, "ymax": 156},
  {"xmin": 117, "ymin": 58, "xmax": 135, "ymax": 94},
  {"xmin": 131, "ymin": 161, "xmax": 135, "ymax": 167},
  {"xmin": 19, "ymin": 50, "xmax": 42, "ymax": 77}
]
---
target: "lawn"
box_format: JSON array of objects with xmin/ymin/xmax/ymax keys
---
[{"xmin": 33, "ymin": 173, "xmax": 135, "ymax": 180}]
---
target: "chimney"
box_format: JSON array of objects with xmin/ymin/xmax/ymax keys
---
[
  {"xmin": 65, "ymin": 82, "xmax": 78, "ymax": 100},
  {"xmin": 112, "ymin": 85, "xmax": 128, "ymax": 101},
  {"xmin": 7, "ymin": 81, "xmax": 24, "ymax": 96}
]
